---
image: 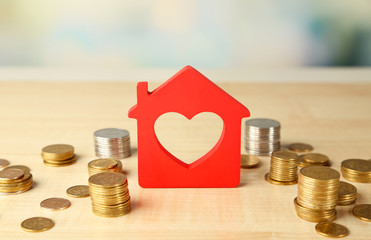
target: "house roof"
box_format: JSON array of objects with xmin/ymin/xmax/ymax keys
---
[{"xmin": 129, "ymin": 65, "xmax": 250, "ymax": 119}]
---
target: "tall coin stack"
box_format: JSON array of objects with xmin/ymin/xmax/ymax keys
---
[
  {"xmin": 42, "ymin": 144, "xmax": 76, "ymax": 167},
  {"xmin": 94, "ymin": 128, "xmax": 131, "ymax": 159},
  {"xmin": 265, "ymin": 151, "xmax": 298, "ymax": 185},
  {"xmin": 88, "ymin": 158, "xmax": 123, "ymax": 177},
  {"xmin": 341, "ymin": 159, "xmax": 371, "ymax": 183},
  {"xmin": 89, "ymin": 172, "xmax": 131, "ymax": 217},
  {"xmin": 245, "ymin": 118, "xmax": 280, "ymax": 156},
  {"xmin": 295, "ymin": 166, "xmax": 340, "ymax": 222},
  {"xmin": 0, "ymin": 165, "xmax": 33, "ymax": 194}
]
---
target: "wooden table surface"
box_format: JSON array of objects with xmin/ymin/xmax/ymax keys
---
[{"xmin": 0, "ymin": 81, "xmax": 370, "ymax": 240}]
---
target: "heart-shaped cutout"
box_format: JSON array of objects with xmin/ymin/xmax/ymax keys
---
[{"xmin": 155, "ymin": 112, "xmax": 224, "ymax": 165}]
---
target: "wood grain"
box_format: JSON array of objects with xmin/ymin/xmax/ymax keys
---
[{"xmin": 0, "ymin": 81, "xmax": 370, "ymax": 240}]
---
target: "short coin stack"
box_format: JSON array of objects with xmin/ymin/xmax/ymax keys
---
[
  {"xmin": 265, "ymin": 151, "xmax": 298, "ymax": 185},
  {"xmin": 298, "ymin": 153, "xmax": 330, "ymax": 168},
  {"xmin": 295, "ymin": 166, "xmax": 340, "ymax": 222},
  {"xmin": 0, "ymin": 159, "xmax": 10, "ymax": 169},
  {"xmin": 338, "ymin": 181, "xmax": 357, "ymax": 206},
  {"xmin": 89, "ymin": 172, "xmax": 131, "ymax": 217},
  {"xmin": 341, "ymin": 159, "xmax": 371, "ymax": 183},
  {"xmin": 240, "ymin": 154, "xmax": 260, "ymax": 169},
  {"xmin": 245, "ymin": 118, "xmax": 280, "ymax": 156},
  {"xmin": 0, "ymin": 165, "xmax": 33, "ymax": 194},
  {"xmin": 352, "ymin": 204, "xmax": 371, "ymax": 222},
  {"xmin": 288, "ymin": 143, "xmax": 313, "ymax": 153},
  {"xmin": 94, "ymin": 128, "xmax": 131, "ymax": 159},
  {"xmin": 88, "ymin": 158, "xmax": 123, "ymax": 176},
  {"xmin": 41, "ymin": 144, "xmax": 76, "ymax": 167}
]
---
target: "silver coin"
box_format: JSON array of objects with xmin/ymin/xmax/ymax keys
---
[
  {"xmin": 94, "ymin": 128, "xmax": 130, "ymax": 139},
  {"xmin": 245, "ymin": 118, "xmax": 280, "ymax": 129}
]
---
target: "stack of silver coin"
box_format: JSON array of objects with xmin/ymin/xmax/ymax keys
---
[
  {"xmin": 244, "ymin": 118, "xmax": 281, "ymax": 156},
  {"xmin": 94, "ymin": 128, "xmax": 131, "ymax": 159}
]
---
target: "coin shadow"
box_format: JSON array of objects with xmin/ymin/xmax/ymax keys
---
[
  {"xmin": 130, "ymin": 147, "xmax": 138, "ymax": 156},
  {"xmin": 130, "ymin": 198, "xmax": 141, "ymax": 212},
  {"xmin": 122, "ymin": 170, "xmax": 129, "ymax": 177},
  {"xmin": 30, "ymin": 181, "xmax": 38, "ymax": 190},
  {"xmin": 280, "ymin": 142, "xmax": 291, "ymax": 151},
  {"xmin": 238, "ymin": 182, "xmax": 247, "ymax": 187}
]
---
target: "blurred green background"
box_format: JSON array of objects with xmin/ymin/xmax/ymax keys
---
[{"xmin": 0, "ymin": 0, "xmax": 370, "ymax": 68}]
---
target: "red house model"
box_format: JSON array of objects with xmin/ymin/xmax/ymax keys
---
[{"xmin": 128, "ymin": 66, "xmax": 250, "ymax": 188}]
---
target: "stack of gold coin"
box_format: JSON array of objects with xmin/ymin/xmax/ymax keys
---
[
  {"xmin": 341, "ymin": 159, "xmax": 371, "ymax": 183},
  {"xmin": 338, "ymin": 181, "xmax": 357, "ymax": 206},
  {"xmin": 88, "ymin": 172, "xmax": 131, "ymax": 217},
  {"xmin": 295, "ymin": 166, "xmax": 340, "ymax": 222},
  {"xmin": 298, "ymin": 153, "xmax": 330, "ymax": 168},
  {"xmin": 42, "ymin": 144, "xmax": 76, "ymax": 167},
  {"xmin": 294, "ymin": 198, "xmax": 337, "ymax": 223},
  {"xmin": 265, "ymin": 151, "xmax": 298, "ymax": 185},
  {"xmin": 88, "ymin": 158, "xmax": 123, "ymax": 176},
  {"xmin": 0, "ymin": 165, "xmax": 33, "ymax": 194}
]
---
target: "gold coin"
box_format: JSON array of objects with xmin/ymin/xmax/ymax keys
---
[
  {"xmin": 89, "ymin": 159, "xmax": 118, "ymax": 170},
  {"xmin": 42, "ymin": 144, "xmax": 74, "ymax": 155},
  {"xmin": 342, "ymin": 159, "xmax": 371, "ymax": 172},
  {"xmin": 240, "ymin": 154, "xmax": 260, "ymax": 168},
  {"xmin": 264, "ymin": 173, "xmax": 297, "ymax": 185},
  {"xmin": 89, "ymin": 172, "xmax": 127, "ymax": 187},
  {"xmin": 43, "ymin": 160, "xmax": 76, "ymax": 167},
  {"xmin": 300, "ymin": 166, "xmax": 340, "ymax": 181},
  {"xmin": 0, "ymin": 168, "xmax": 25, "ymax": 181},
  {"xmin": 40, "ymin": 197, "xmax": 71, "ymax": 211},
  {"xmin": 301, "ymin": 153, "xmax": 329, "ymax": 164},
  {"xmin": 66, "ymin": 185, "xmax": 90, "ymax": 198},
  {"xmin": 315, "ymin": 222, "xmax": 349, "ymax": 238},
  {"xmin": 4, "ymin": 165, "xmax": 30, "ymax": 174},
  {"xmin": 288, "ymin": 143, "xmax": 313, "ymax": 153},
  {"xmin": 352, "ymin": 204, "xmax": 371, "ymax": 222},
  {"xmin": 338, "ymin": 181, "xmax": 357, "ymax": 198},
  {"xmin": 21, "ymin": 217, "xmax": 54, "ymax": 232},
  {"xmin": 0, "ymin": 159, "xmax": 10, "ymax": 169},
  {"xmin": 272, "ymin": 150, "xmax": 298, "ymax": 160}
]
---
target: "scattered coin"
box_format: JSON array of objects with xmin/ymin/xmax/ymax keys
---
[
  {"xmin": 66, "ymin": 185, "xmax": 90, "ymax": 198},
  {"xmin": 0, "ymin": 159, "xmax": 10, "ymax": 169},
  {"xmin": 288, "ymin": 143, "xmax": 313, "ymax": 153},
  {"xmin": 315, "ymin": 222, "xmax": 349, "ymax": 238},
  {"xmin": 265, "ymin": 151, "xmax": 298, "ymax": 185},
  {"xmin": 338, "ymin": 181, "xmax": 357, "ymax": 206},
  {"xmin": 240, "ymin": 154, "xmax": 260, "ymax": 168},
  {"xmin": 244, "ymin": 118, "xmax": 280, "ymax": 156},
  {"xmin": 352, "ymin": 204, "xmax": 371, "ymax": 222},
  {"xmin": 88, "ymin": 158, "xmax": 123, "ymax": 176},
  {"xmin": 94, "ymin": 128, "xmax": 131, "ymax": 159},
  {"xmin": 42, "ymin": 144, "xmax": 76, "ymax": 167},
  {"xmin": 40, "ymin": 198, "xmax": 71, "ymax": 211},
  {"xmin": 21, "ymin": 217, "xmax": 54, "ymax": 232},
  {"xmin": 298, "ymin": 153, "xmax": 330, "ymax": 168}
]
